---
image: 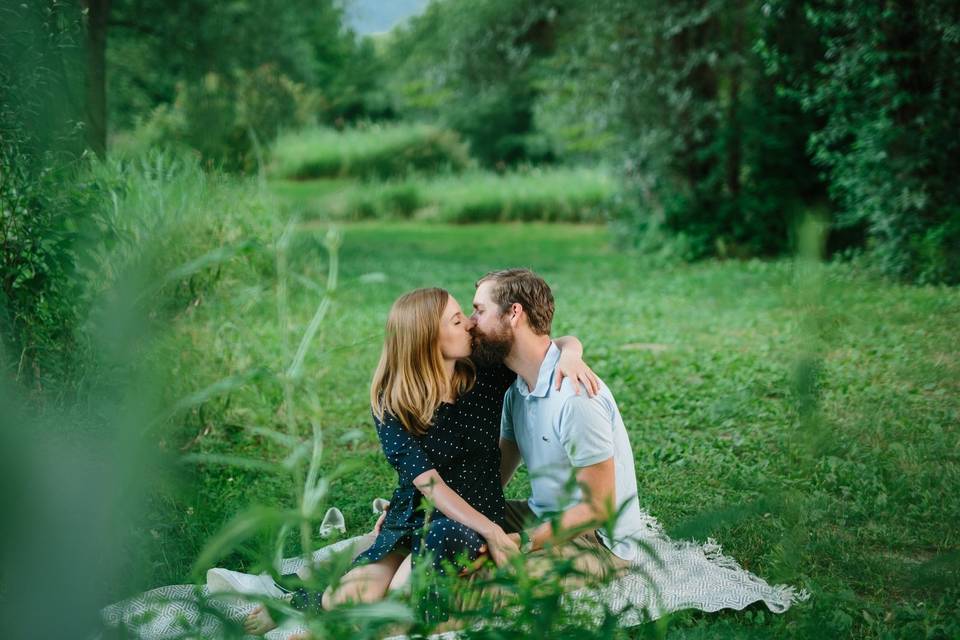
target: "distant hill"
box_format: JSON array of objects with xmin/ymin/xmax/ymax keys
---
[{"xmin": 344, "ymin": 0, "xmax": 430, "ymax": 35}]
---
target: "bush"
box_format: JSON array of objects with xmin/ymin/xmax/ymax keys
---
[
  {"xmin": 3, "ymin": 145, "xmax": 277, "ymax": 398},
  {"xmin": 0, "ymin": 126, "xmax": 88, "ymax": 390},
  {"xmin": 121, "ymin": 65, "xmax": 320, "ymax": 174},
  {"xmin": 0, "ymin": 1, "xmax": 90, "ymax": 391},
  {"xmin": 267, "ymin": 123, "xmax": 473, "ymax": 180},
  {"xmin": 75, "ymin": 151, "xmax": 275, "ymax": 319}
]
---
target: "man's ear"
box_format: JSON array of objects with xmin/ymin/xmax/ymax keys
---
[{"xmin": 509, "ymin": 302, "xmax": 524, "ymax": 327}]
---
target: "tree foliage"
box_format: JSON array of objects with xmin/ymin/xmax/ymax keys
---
[
  {"xmin": 775, "ymin": 0, "xmax": 960, "ymax": 283},
  {"xmin": 387, "ymin": 0, "xmax": 959, "ymax": 281},
  {"xmin": 107, "ymin": 0, "xmax": 386, "ymax": 130},
  {"xmin": 386, "ymin": 0, "xmax": 559, "ymax": 166},
  {"xmin": 0, "ymin": 1, "xmax": 89, "ymax": 388},
  {"xmin": 535, "ymin": 0, "xmax": 826, "ymax": 258}
]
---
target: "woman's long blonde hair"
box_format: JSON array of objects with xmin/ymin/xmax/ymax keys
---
[{"xmin": 370, "ymin": 288, "xmax": 476, "ymax": 436}]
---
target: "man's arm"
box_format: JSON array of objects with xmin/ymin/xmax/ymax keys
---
[
  {"xmin": 526, "ymin": 457, "xmax": 616, "ymax": 551},
  {"xmin": 499, "ymin": 437, "xmax": 522, "ymax": 488},
  {"xmin": 526, "ymin": 392, "xmax": 617, "ymax": 551}
]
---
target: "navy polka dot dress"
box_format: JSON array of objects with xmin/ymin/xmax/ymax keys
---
[{"xmin": 354, "ymin": 362, "xmax": 515, "ymax": 574}]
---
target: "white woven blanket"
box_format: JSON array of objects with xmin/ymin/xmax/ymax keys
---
[{"xmin": 99, "ymin": 516, "xmax": 807, "ymax": 638}]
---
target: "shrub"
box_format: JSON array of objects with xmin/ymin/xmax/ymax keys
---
[
  {"xmin": 75, "ymin": 151, "xmax": 274, "ymax": 319},
  {"xmin": 0, "ymin": 126, "xmax": 88, "ymax": 390}
]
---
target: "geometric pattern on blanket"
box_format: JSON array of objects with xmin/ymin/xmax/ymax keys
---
[
  {"xmin": 98, "ymin": 535, "xmax": 373, "ymax": 640},
  {"xmin": 99, "ymin": 513, "xmax": 807, "ymax": 639}
]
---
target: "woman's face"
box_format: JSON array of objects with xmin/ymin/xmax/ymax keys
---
[{"xmin": 438, "ymin": 296, "xmax": 474, "ymax": 361}]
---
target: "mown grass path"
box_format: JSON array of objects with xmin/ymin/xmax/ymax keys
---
[{"xmin": 152, "ymin": 222, "xmax": 959, "ymax": 637}]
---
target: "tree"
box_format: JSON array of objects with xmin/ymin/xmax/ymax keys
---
[
  {"xmin": 537, "ymin": 0, "xmax": 826, "ymax": 257},
  {"xmin": 780, "ymin": 0, "xmax": 960, "ymax": 283},
  {"xmin": 105, "ymin": 0, "xmax": 367, "ymax": 131},
  {"xmin": 81, "ymin": 0, "xmax": 110, "ymax": 157},
  {"xmin": 386, "ymin": 0, "xmax": 560, "ymax": 166}
]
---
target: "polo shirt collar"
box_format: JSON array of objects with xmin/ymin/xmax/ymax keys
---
[{"xmin": 516, "ymin": 341, "xmax": 560, "ymax": 398}]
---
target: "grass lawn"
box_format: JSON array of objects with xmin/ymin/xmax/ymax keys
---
[{"xmin": 136, "ymin": 222, "xmax": 959, "ymax": 638}]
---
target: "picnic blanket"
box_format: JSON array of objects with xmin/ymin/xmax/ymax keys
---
[{"xmin": 99, "ymin": 513, "xmax": 807, "ymax": 638}]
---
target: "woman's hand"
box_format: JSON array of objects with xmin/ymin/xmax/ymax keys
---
[
  {"xmin": 482, "ymin": 525, "xmax": 520, "ymax": 567},
  {"xmin": 373, "ymin": 502, "xmax": 389, "ymax": 535},
  {"xmin": 555, "ymin": 349, "xmax": 600, "ymax": 396}
]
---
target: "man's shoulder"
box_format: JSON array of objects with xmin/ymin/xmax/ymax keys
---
[
  {"xmin": 552, "ymin": 379, "xmax": 617, "ymax": 421},
  {"xmin": 550, "ymin": 376, "xmax": 615, "ymax": 403}
]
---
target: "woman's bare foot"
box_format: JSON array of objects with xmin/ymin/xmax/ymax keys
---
[{"xmin": 243, "ymin": 604, "xmax": 277, "ymax": 636}]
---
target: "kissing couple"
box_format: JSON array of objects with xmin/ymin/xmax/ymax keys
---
[{"xmin": 245, "ymin": 267, "xmax": 647, "ymax": 635}]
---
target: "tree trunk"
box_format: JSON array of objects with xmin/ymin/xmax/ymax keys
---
[
  {"xmin": 82, "ymin": 0, "xmax": 110, "ymax": 158},
  {"xmin": 725, "ymin": 0, "xmax": 744, "ymax": 202}
]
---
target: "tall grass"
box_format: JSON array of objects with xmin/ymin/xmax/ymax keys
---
[
  {"xmin": 273, "ymin": 166, "xmax": 616, "ymax": 223},
  {"xmin": 268, "ymin": 123, "xmax": 473, "ymax": 180},
  {"xmin": 0, "ymin": 149, "xmax": 279, "ymax": 637}
]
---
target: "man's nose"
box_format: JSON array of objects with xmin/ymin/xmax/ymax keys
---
[{"xmin": 467, "ymin": 316, "xmax": 477, "ymax": 330}]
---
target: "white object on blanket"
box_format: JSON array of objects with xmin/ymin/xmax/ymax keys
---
[
  {"xmin": 206, "ymin": 567, "xmax": 284, "ymax": 598},
  {"xmin": 372, "ymin": 497, "xmax": 390, "ymax": 514},
  {"xmin": 318, "ymin": 506, "xmax": 345, "ymax": 537}
]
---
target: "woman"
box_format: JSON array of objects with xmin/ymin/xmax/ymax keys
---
[{"xmin": 245, "ymin": 288, "xmax": 596, "ymax": 635}]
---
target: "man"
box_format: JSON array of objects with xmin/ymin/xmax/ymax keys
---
[{"xmin": 470, "ymin": 268, "xmax": 647, "ymax": 580}]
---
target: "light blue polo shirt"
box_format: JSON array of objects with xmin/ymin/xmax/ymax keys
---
[{"xmin": 501, "ymin": 342, "xmax": 646, "ymax": 562}]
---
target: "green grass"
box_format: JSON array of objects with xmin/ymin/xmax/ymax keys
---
[
  {"xmin": 135, "ymin": 220, "xmax": 960, "ymax": 638},
  {"xmin": 270, "ymin": 166, "xmax": 616, "ymax": 223},
  {"xmin": 267, "ymin": 123, "xmax": 472, "ymax": 180}
]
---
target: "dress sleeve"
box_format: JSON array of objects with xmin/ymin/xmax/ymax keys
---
[{"xmin": 374, "ymin": 411, "xmax": 435, "ymax": 485}]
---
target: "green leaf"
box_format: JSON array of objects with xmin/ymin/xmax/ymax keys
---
[{"xmin": 191, "ymin": 506, "xmax": 299, "ymax": 579}]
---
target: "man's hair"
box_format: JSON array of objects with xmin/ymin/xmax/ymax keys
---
[{"xmin": 476, "ymin": 268, "xmax": 554, "ymax": 335}]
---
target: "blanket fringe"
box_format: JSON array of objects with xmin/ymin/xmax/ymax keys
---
[{"xmin": 635, "ymin": 510, "xmax": 809, "ymax": 608}]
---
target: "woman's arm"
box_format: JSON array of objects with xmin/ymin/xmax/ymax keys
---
[
  {"xmin": 413, "ymin": 469, "xmax": 519, "ymax": 566},
  {"xmin": 553, "ymin": 335, "xmax": 600, "ymax": 396},
  {"xmin": 499, "ymin": 437, "xmax": 522, "ymax": 487}
]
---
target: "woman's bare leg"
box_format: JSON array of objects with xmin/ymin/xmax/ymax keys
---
[
  {"xmin": 244, "ymin": 552, "xmax": 406, "ymax": 635},
  {"xmin": 321, "ymin": 551, "xmax": 407, "ymax": 608},
  {"xmin": 387, "ymin": 554, "xmax": 412, "ymax": 593}
]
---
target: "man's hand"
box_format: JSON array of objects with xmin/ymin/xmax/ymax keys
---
[{"xmin": 555, "ymin": 350, "xmax": 599, "ymax": 396}]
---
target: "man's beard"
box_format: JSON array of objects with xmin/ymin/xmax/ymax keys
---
[{"xmin": 470, "ymin": 321, "xmax": 514, "ymax": 367}]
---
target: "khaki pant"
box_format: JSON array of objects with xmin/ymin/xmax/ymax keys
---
[
  {"xmin": 502, "ymin": 499, "xmax": 630, "ymax": 586},
  {"xmin": 429, "ymin": 500, "xmax": 631, "ymax": 631}
]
